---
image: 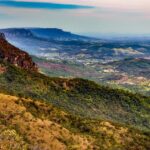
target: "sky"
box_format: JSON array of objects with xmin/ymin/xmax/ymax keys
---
[{"xmin": 0, "ymin": 0, "xmax": 150, "ymax": 36}]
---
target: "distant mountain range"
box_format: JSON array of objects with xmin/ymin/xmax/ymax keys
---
[
  {"xmin": 1, "ymin": 27, "xmax": 149, "ymax": 61},
  {"xmin": 0, "ymin": 28, "xmax": 34, "ymax": 38},
  {"xmin": 0, "ymin": 28, "xmax": 89, "ymax": 41},
  {"xmin": 0, "ymin": 28, "xmax": 92, "ymax": 56}
]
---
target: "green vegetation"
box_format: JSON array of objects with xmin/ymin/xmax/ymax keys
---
[
  {"xmin": 32, "ymin": 56, "xmax": 97, "ymax": 78},
  {"xmin": 0, "ymin": 60, "xmax": 150, "ymax": 132},
  {"xmin": 33, "ymin": 56, "xmax": 150, "ymax": 96}
]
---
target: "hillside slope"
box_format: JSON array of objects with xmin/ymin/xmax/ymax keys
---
[
  {"xmin": 0, "ymin": 35, "xmax": 150, "ymax": 149},
  {"xmin": 0, "ymin": 93, "xmax": 150, "ymax": 150},
  {"xmin": 0, "ymin": 60, "xmax": 150, "ymax": 131}
]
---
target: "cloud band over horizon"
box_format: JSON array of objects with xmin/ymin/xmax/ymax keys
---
[{"xmin": 0, "ymin": 0, "xmax": 92, "ymax": 9}]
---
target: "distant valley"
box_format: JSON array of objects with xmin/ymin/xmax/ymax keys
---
[
  {"xmin": 1, "ymin": 28, "xmax": 150, "ymax": 62},
  {"xmin": 1, "ymin": 28, "xmax": 149, "ymax": 96}
]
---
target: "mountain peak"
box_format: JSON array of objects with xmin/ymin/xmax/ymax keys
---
[{"xmin": 0, "ymin": 33, "xmax": 38, "ymax": 72}]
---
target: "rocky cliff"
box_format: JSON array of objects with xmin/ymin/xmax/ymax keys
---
[{"xmin": 0, "ymin": 33, "xmax": 38, "ymax": 71}]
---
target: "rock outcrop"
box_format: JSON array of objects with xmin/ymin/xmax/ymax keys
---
[{"xmin": 0, "ymin": 33, "xmax": 38, "ymax": 71}]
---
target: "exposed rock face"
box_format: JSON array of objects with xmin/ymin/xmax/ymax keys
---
[{"xmin": 0, "ymin": 33, "xmax": 38, "ymax": 72}]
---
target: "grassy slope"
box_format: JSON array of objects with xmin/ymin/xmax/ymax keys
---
[
  {"xmin": 0, "ymin": 93, "xmax": 150, "ymax": 150},
  {"xmin": 0, "ymin": 60, "xmax": 150, "ymax": 132}
]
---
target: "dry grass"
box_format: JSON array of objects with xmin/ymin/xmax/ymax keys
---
[
  {"xmin": 0, "ymin": 93, "xmax": 94, "ymax": 150},
  {"xmin": 0, "ymin": 93, "xmax": 150, "ymax": 150}
]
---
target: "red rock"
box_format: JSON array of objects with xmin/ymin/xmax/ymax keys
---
[{"xmin": 0, "ymin": 33, "xmax": 38, "ymax": 72}]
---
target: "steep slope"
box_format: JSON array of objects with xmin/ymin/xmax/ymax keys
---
[
  {"xmin": 0, "ymin": 60, "xmax": 149, "ymax": 131},
  {"xmin": 0, "ymin": 33, "xmax": 38, "ymax": 71},
  {"xmin": 0, "ymin": 93, "xmax": 150, "ymax": 150}
]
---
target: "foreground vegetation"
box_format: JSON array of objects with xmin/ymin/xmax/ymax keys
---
[{"xmin": 0, "ymin": 93, "xmax": 150, "ymax": 150}]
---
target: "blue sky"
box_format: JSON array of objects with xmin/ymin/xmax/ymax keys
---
[{"xmin": 0, "ymin": 0, "xmax": 150, "ymax": 36}]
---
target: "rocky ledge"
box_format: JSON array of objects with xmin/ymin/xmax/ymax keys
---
[{"xmin": 0, "ymin": 33, "xmax": 38, "ymax": 72}]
